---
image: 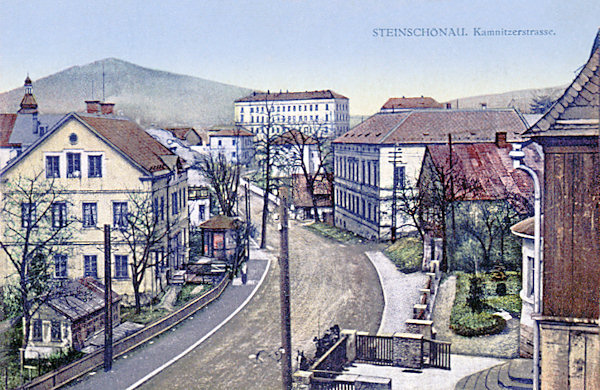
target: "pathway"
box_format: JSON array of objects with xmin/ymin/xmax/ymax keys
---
[{"xmin": 365, "ymin": 251, "xmax": 428, "ymax": 333}]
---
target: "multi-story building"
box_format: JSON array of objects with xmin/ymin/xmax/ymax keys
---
[
  {"xmin": 234, "ymin": 90, "xmax": 350, "ymax": 138},
  {"xmin": 0, "ymin": 102, "xmax": 189, "ymax": 301},
  {"xmin": 206, "ymin": 125, "xmax": 255, "ymax": 166},
  {"xmin": 332, "ymin": 108, "xmax": 529, "ymax": 240}
]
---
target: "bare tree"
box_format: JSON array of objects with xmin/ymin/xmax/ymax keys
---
[
  {"xmin": 195, "ymin": 153, "xmax": 240, "ymax": 217},
  {"xmin": 529, "ymin": 95, "xmax": 556, "ymax": 114},
  {"xmin": 419, "ymin": 147, "xmax": 482, "ymax": 272},
  {"xmin": 114, "ymin": 192, "xmax": 176, "ymax": 314},
  {"xmin": 273, "ymin": 124, "xmax": 333, "ymax": 222},
  {"xmin": 0, "ymin": 172, "xmax": 75, "ymax": 350},
  {"xmin": 250, "ymin": 97, "xmax": 284, "ymax": 249},
  {"xmin": 395, "ymin": 185, "xmax": 427, "ymax": 241}
]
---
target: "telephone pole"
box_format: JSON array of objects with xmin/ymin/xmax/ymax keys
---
[{"xmin": 279, "ymin": 187, "xmax": 292, "ymax": 389}]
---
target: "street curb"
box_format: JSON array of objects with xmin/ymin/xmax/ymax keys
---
[{"xmin": 126, "ymin": 241, "xmax": 273, "ymax": 389}]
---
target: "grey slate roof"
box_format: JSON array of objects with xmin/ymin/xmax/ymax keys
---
[
  {"xmin": 524, "ymin": 29, "xmax": 599, "ymax": 138},
  {"xmin": 47, "ymin": 278, "xmax": 120, "ymax": 322},
  {"xmin": 8, "ymin": 113, "xmax": 65, "ymax": 147}
]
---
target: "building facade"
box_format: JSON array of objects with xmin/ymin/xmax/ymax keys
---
[
  {"xmin": 234, "ymin": 90, "xmax": 350, "ymax": 138},
  {"xmin": 332, "ymin": 108, "xmax": 529, "ymax": 240},
  {"xmin": 522, "ymin": 30, "xmax": 600, "ymax": 390},
  {"xmin": 207, "ymin": 125, "xmax": 255, "ymax": 166},
  {"xmin": 0, "ymin": 108, "xmax": 189, "ymax": 302}
]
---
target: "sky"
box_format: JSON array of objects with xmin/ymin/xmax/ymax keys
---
[{"xmin": 1, "ymin": 0, "xmax": 599, "ymax": 114}]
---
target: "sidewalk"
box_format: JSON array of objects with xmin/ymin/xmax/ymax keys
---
[
  {"xmin": 365, "ymin": 251, "xmax": 427, "ymax": 333},
  {"xmin": 66, "ymin": 245, "xmax": 271, "ymax": 390}
]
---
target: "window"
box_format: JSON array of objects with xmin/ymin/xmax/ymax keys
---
[
  {"xmin": 160, "ymin": 197, "xmax": 165, "ymax": 221},
  {"xmin": 84, "ymin": 255, "xmax": 98, "ymax": 278},
  {"xmin": 198, "ymin": 205, "xmax": 205, "ymax": 221},
  {"xmin": 115, "ymin": 255, "xmax": 128, "ymax": 279},
  {"xmin": 232, "ymin": 139, "xmax": 236, "ymax": 146},
  {"xmin": 66, "ymin": 153, "xmax": 81, "ymax": 178},
  {"xmin": 325, "ymin": 104, "xmax": 329, "ymax": 110},
  {"xmin": 394, "ymin": 166, "xmax": 406, "ymax": 189},
  {"xmin": 250, "ymin": 107, "xmax": 254, "ymax": 113},
  {"xmin": 21, "ymin": 202, "xmax": 36, "ymax": 228},
  {"xmin": 46, "ymin": 156, "xmax": 60, "ymax": 178},
  {"xmin": 54, "ymin": 254, "xmax": 67, "ymax": 278},
  {"xmin": 240, "ymin": 114, "xmax": 244, "ymax": 122},
  {"xmin": 153, "ymin": 198, "xmax": 159, "ymax": 222},
  {"xmin": 88, "ymin": 155, "xmax": 102, "ymax": 178},
  {"xmin": 51, "ymin": 320, "xmax": 61, "ymax": 342},
  {"xmin": 82, "ymin": 203, "xmax": 97, "ymax": 227},
  {"xmin": 113, "ymin": 202, "xmax": 128, "ymax": 228},
  {"xmin": 172, "ymin": 192, "xmax": 179, "ymax": 215},
  {"xmin": 51, "ymin": 202, "xmax": 67, "ymax": 229},
  {"xmin": 32, "ymin": 319, "xmax": 42, "ymax": 342}
]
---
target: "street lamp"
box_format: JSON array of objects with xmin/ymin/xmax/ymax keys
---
[{"xmin": 509, "ymin": 143, "xmax": 541, "ymax": 390}]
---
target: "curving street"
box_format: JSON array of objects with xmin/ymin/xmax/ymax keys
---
[{"xmin": 138, "ymin": 194, "xmax": 384, "ymax": 389}]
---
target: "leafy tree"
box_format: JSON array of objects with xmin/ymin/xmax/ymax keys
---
[
  {"xmin": 529, "ymin": 95, "xmax": 555, "ymax": 114},
  {"xmin": 0, "ymin": 172, "xmax": 75, "ymax": 350}
]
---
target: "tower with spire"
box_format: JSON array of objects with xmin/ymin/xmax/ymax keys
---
[{"xmin": 17, "ymin": 75, "xmax": 38, "ymax": 114}]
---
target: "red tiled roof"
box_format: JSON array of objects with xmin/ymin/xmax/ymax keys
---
[
  {"xmin": 292, "ymin": 173, "xmax": 333, "ymax": 208},
  {"xmin": 273, "ymin": 129, "xmax": 317, "ymax": 145},
  {"xmin": 334, "ymin": 110, "xmax": 527, "ymax": 144},
  {"xmin": 79, "ymin": 115, "xmax": 175, "ymax": 173},
  {"xmin": 525, "ymin": 29, "xmax": 599, "ymax": 138},
  {"xmin": 235, "ymin": 90, "xmax": 348, "ymax": 103},
  {"xmin": 0, "ymin": 114, "xmax": 18, "ymax": 147},
  {"xmin": 381, "ymin": 97, "xmax": 444, "ymax": 110},
  {"xmin": 425, "ymin": 142, "xmax": 542, "ymax": 204}
]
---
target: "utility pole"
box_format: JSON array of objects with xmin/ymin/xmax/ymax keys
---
[
  {"xmin": 104, "ymin": 225, "xmax": 113, "ymax": 372},
  {"xmin": 389, "ymin": 143, "xmax": 402, "ymax": 242},
  {"xmin": 278, "ymin": 187, "xmax": 292, "ymax": 390},
  {"xmin": 245, "ymin": 183, "xmax": 251, "ymax": 261}
]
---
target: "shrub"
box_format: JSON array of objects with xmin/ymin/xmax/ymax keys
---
[
  {"xmin": 450, "ymin": 303, "xmax": 506, "ymax": 337},
  {"xmin": 384, "ymin": 236, "xmax": 423, "ymax": 273},
  {"xmin": 467, "ymin": 275, "xmax": 484, "ymax": 313},
  {"xmin": 496, "ymin": 282, "xmax": 507, "ymax": 296}
]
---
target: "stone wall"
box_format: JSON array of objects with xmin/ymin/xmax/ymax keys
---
[
  {"xmin": 392, "ymin": 333, "xmax": 423, "ymax": 369},
  {"xmin": 519, "ymin": 323, "xmax": 533, "ymax": 358}
]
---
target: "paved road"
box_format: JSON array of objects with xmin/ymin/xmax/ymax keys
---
[
  {"xmin": 137, "ymin": 194, "xmax": 384, "ymax": 389},
  {"xmin": 66, "ymin": 252, "xmax": 270, "ymax": 390}
]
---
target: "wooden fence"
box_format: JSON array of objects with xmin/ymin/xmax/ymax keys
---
[
  {"xmin": 20, "ymin": 275, "xmax": 230, "ymax": 390},
  {"xmin": 355, "ymin": 334, "xmax": 394, "ymax": 366}
]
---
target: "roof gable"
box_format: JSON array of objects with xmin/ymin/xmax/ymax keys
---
[{"xmin": 525, "ymin": 29, "xmax": 599, "ymax": 138}]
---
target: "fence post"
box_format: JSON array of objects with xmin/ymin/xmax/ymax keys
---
[{"xmin": 341, "ymin": 330, "xmax": 357, "ymax": 363}]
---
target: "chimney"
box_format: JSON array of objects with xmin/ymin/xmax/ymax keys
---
[
  {"xmin": 445, "ymin": 102, "xmax": 452, "ymax": 109},
  {"xmin": 495, "ymin": 132, "xmax": 508, "ymax": 148},
  {"xmin": 85, "ymin": 100, "xmax": 101, "ymax": 114},
  {"xmin": 100, "ymin": 102, "xmax": 115, "ymax": 115}
]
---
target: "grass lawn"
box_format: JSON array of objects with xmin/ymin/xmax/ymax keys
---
[
  {"xmin": 175, "ymin": 283, "xmax": 213, "ymax": 307},
  {"xmin": 384, "ymin": 236, "xmax": 423, "ymax": 273},
  {"xmin": 121, "ymin": 306, "xmax": 169, "ymax": 325},
  {"xmin": 305, "ymin": 222, "xmax": 364, "ymax": 244},
  {"xmin": 450, "ymin": 271, "xmax": 522, "ymax": 337}
]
